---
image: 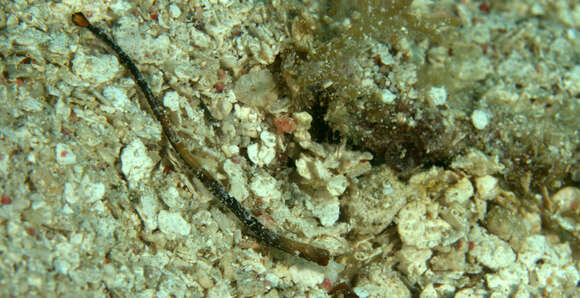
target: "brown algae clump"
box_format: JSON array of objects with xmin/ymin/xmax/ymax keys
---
[
  {"xmin": 274, "ymin": 0, "xmax": 579, "ymax": 195},
  {"xmin": 277, "ymin": 0, "xmax": 465, "ymax": 171}
]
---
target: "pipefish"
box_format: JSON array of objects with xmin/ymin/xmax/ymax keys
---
[{"xmin": 71, "ymin": 12, "xmax": 329, "ymax": 266}]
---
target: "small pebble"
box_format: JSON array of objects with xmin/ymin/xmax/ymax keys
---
[
  {"xmin": 56, "ymin": 143, "xmax": 76, "ymax": 165},
  {"xmin": 158, "ymin": 210, "xmax": 190, "ymax": 236},
  {"xmin": 471, "ymin": 110, "xmax": 490, "ymax": 130},
  {"xmin": 428, "ymin": 86, "xmax": 447, "ymax": 106}
]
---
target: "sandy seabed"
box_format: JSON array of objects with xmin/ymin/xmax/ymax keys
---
[{"xmin": 0, "ymin": 0, "xmax": 579, "ymax": 297}]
